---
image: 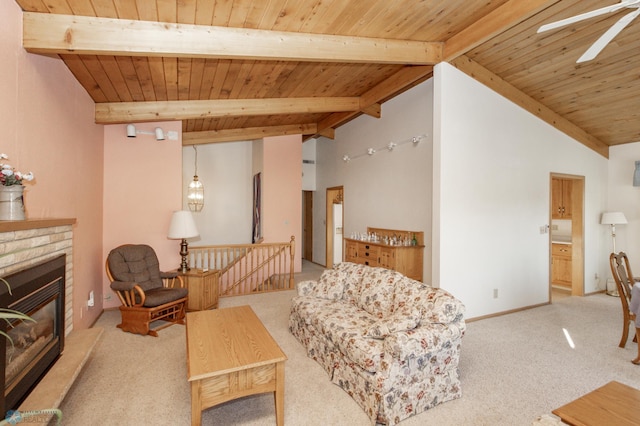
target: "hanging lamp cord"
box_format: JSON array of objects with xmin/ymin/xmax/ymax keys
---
[{"xmin": 193, "ymin": 145, "xmax": 198, "ymax": 176}]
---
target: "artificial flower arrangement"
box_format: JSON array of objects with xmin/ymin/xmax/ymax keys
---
[{"xmin": 0, "ymin": 153, "xmax": 34, "ymax": 186}]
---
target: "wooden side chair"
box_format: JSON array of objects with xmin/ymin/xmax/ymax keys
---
[
  {"xmin": 609, "ymin": 252, "xmax": 638, "ymax": 348},
  {"xmin": 106, "ymin": 244, "xmax": 188, "ymax": 337}
]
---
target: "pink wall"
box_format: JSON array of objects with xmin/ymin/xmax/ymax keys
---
[
  {"xmin": 3, "ymin": 3, "xmax": 303, "ymax": 324},
  {"xmin": 262, "ymin": 135, "xmax": 302, "ymax": 272},
  {"xmin": 102, "ymin": 123, "xmax": 183, "ymax": 309},
  {"xmin": 1, "ymin": 2, "xmax": 105, "ymax": 329}
]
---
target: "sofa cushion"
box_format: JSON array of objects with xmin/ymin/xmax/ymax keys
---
[
  {"xmin": 290, "ymin": 296, "xmax": 336, "ymax": 325},
  {"xmin": 365, "ymin": 307, "xmax": 422, "ymax": 339},
  {"xmin": 391, "ymin": 276, "xmax": 431, "ymax": 316},
  {"xmin": 358, "ymin": 267, "xmax": 403, "ymax": 318},
  {"xmin": 334, "ymin": 262, "xmax": 368, "ymax": 306},
  {"xmin": 307, "ymin": 300, "xmax": 383, "ymax": 373}
]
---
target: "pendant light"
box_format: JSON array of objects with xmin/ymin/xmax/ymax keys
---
[{"xmin": 187, "ymin": 146, "xmax": 204, "ymax": 212}]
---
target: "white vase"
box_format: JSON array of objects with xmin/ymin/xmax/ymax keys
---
[{"xmin": 0, "ymin": 185, "xmax": 25, "ymax": 220}]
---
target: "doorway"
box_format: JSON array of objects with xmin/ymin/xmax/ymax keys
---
[
  {"xmin": 550, "ymin": 174, "xmax": 585, "ymax": 300},
  {"xmin": 325, "ymin": 186, "xmax": 344, "ymax": 269}
]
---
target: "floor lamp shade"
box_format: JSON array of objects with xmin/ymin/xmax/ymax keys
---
[
  {"xmin": 168, "ymin": 210, "xmax": 199, "ymax": 272},
  {"xmin": 601, "ymin": 211, "xmax": 627, "ymax": 254}
]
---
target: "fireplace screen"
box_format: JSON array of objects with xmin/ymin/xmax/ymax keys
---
[
  {"xmin": 5, "ymin": 293, "xmax": 57, "ymax": 396},
  {"xmin": 0, "ymin": 254, "xmax": 65, "ymax": 417}
]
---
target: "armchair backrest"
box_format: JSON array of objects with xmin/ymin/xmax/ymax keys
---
[{"xmin": 107, "ymin": 244, "xmax": 163, "ymax": 292}]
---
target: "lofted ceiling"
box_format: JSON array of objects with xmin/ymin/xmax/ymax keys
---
[{"xmin": 14, "ymin": 0, "xmax": 640, "ymax": 157}]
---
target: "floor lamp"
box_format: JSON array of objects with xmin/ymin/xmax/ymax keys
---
[{"xmin": 601, "ymin": 211, "xmax": 627, "ymax": 296}]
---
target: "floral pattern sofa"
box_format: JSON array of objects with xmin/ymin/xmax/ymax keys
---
[{"xmin": 289, "ymin": 262, "xmax": 466, "ymax": 425}]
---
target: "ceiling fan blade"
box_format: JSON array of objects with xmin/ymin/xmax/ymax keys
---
[
  {"xmin": 537, "ymin": 1, "xmax": 636, "ymax": 33},
  {"xmin": 577, "ymin": 8, "xmax": 640, "ymax": 62}
]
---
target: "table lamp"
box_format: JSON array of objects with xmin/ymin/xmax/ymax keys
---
[{"xmin": 168, "ymin": 210, "xmax": 199, "ymax": 273}]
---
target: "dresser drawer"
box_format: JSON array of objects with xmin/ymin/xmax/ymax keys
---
[{"xmin": 552, "ymin": 244, "xmax": 572, "ymax": 257}]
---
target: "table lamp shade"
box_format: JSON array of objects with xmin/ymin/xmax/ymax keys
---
[
  {"xmin": 601, "ymin": 211, "xmax": 628, "ymax": 225},
  {"xmin": 168, "ymin": 210, "xmax": 199, "ymax": 239}
]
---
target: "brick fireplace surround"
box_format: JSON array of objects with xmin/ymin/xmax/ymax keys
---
[
  {"xmin": 0, "ymin": 219, "xmax": 103, "ymax": 417},
  {"xmin": 0, "ymin": 219, "xmax": 75, "ymax": 337}
]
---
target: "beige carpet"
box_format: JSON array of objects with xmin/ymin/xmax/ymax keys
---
[{"xmin": 59, "ymin": 262, "xmax": 640, "ymax": 425}]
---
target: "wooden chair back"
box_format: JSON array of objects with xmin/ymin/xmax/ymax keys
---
[{"xmin": 609, "ymin": 252, "xmax": 637, "ymax": 348}]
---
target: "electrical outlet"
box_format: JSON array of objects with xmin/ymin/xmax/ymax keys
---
[
  {"xmin": 493, "ymin": 289, "xmax": 498, "ymax": 299},
  {"xmin": 87, "ymin": 290, "xmax": 94, "ymax": 307}
]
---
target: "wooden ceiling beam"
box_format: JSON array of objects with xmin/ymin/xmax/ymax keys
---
[
  {"xmin": 450, "ymin": 55, "xmax": 609, "ymax": 158},
  {"xmin": 95, "ymin": 97, "xmax": 361, "ymax": 123},
  {"xmin": 23, "ymin": 12, "xmax": 442, "ymax": 65},
  {"xmin": 443, "ymin": 0, "xmax": 561, "ymax": 61},
  {"xmin": 183, "ymin": 123, "xmax": 318, "ymax": 145},
  {"xmin": 315, "ymin": 65, "xmax": 434, "ymax": 137}
]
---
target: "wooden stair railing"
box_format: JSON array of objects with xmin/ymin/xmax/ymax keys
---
[{"xmin": 188, "ymin": 236, "xmax": 295, "ymax": 297}]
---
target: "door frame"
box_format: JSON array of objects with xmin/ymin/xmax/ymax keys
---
[
  {"xmin": 325, "ymin": 186, "xmax": 343, "ymax": 269},
  {"xmin": 549, "ymin": 173, "xmax": 585, "ymax": 298}
]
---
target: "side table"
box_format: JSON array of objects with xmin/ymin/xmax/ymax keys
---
[{"xmin": 181, "ymin": 269, "xmax": 219, "ymax": 311}]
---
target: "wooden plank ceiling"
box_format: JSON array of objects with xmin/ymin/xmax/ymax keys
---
[{"xmin": 14, "ymin": 0, "xmax": 640, "ymax": 157}]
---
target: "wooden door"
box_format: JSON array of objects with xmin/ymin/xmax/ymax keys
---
[{"xmin": 303, "ymin": 191, "xmax": 313, "ymax": 260}]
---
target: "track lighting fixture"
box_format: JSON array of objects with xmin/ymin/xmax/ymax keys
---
[
  {"xmin": 342, "ymin": 134, "xmax": 427, "ymax": 163},
  {"xmin": 125, "ymin": 124, "xmax": 174, "ymax": 141}
]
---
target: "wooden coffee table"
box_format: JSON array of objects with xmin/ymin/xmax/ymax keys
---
[
  {"xmin": 552, "ymin": 381, "xmax": 640, "ymax": 425},
  {"xmin": 186, "ymin": 305, "xmax": 287, "ymax": 426}
]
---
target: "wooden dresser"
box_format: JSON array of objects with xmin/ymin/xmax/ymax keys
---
[{"xmin": 344, "ymin": 227, "xmax": 424, "ymax": 281}]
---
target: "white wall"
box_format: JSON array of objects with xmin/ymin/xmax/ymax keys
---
[
  {"xmin": 434, "ymin": 62, "xmax": 609, "ymax": 319},
  {"xmin": 315, "ymin": 79, "xmax": 434, "ymax": 278},
  {"xmin": 182, "ymin": 142, "xmax": 253, "ymax": 245},
  {"xmin": 302, "ymin": 138, "xmax": 317, "ymax": 191},
  {"xmin": 608, "ymin": 142, "xmax": 640, "ymax": 270}
]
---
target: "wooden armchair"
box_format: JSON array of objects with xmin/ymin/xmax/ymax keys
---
[
  {"xmin": 106, "ymin": 244, "xmax": 188, "ymax": 337},
  {"xmin": 609, "ymin": 252, "xmax": 638, "ymax": 348}
]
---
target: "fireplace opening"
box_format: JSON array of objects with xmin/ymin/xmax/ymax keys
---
[{"xmin": 0, "ymin": 254, "xmax": 65, "ymax": 417}]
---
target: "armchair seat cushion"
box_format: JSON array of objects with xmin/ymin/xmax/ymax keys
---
[{"xmin": 143, "ymin": 287, "xmax": 188, "ymax": 307}]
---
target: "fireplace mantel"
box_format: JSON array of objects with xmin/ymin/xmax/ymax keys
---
[{"xmin": 0, "ymin": 218, "xmax": 76, "ymax": 232}]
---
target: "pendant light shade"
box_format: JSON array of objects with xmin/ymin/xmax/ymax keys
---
[
  {"xmin": 187, "ymin": 146, "xmax": 204, "ymax": 212},
  {"xmin": 188, "ymin": 176, "xmax": 204, "ymax": 212}
]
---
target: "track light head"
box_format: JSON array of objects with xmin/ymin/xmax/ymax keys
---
[
  {"xmin": 155, "ymin": 127, "xmax": 165, "ymax": 141},
  {"xmin": 126, "ymin": 124, "xmax": 136, "ymax": 138}
]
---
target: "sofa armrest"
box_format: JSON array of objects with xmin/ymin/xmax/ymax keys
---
[
  {"xmin": 296, "ymin": 280, "xmax": 318, "ymax": 296},
  {"xmin": 383, "ymin": 321, "xmax": 465, "ymax": 361}
]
